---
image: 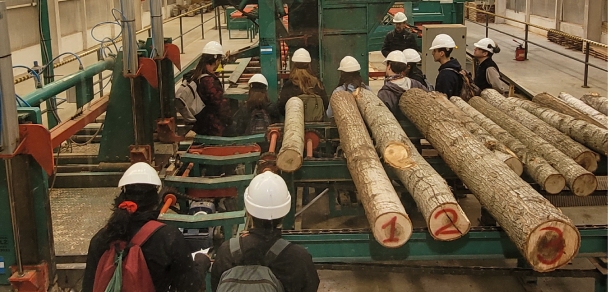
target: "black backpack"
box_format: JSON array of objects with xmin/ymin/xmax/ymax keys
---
[
  {"xmin": 441, "ymin": 68, "xmax": 481, "ymax": 101},
  {"xmin": 245, "ymin": 109, "xmax": 271, "ymax": 135}
]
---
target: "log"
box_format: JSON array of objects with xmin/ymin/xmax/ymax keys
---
[
  {"xmin": 352, "ymin": 89, "xmax": 469, "ymax": 240},
  {"xmin": 401, "ymin": 89, "xmax": 579, "ymax": 272},
  {"xmin": 579, "ymin": 94, "xmax": 608, "ymax": 115},
  {"xmin": 482, "ymin": 90, "xmax": 599, "ymax": 172},
  {"xmin": 331, "ymin": 91, "xmax": 412, "ymax": 247},
  {"xmin": 433, "ymin": 93, "xmax": 523, "ymax": 175},
  {"xmin": 508, "ymin": 97, "xmax": 608, "ymax": 156},
  {"xmin": 558, "ymin": 92, "xmax": 608, "ymax": 127},
  {"xmin": 353, "ymin": 88, "xmax": 413, "ymax": 169},
  {"xmin": 533, "ymin": 93, "xmax": 607, "ymax": 129},
  {"xmin": 451, "ymin": 97, "xmax": 566, "ymax": 194},
  {"xmin": 277, "ymin": 97, "xmax": 304, "ymax": 172},
  {"xmin": 468, "ymin": 96, "xmax": 597, "ymax": 196}
]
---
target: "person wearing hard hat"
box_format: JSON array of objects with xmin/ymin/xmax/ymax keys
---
[
  {"xmin": 378, "ymin": 50, "xmax": 428, "ymax": 119},
  {"xmin": 190, "ymin": 41, "xmax": 232, "ymax": 136},
  {"xmin": 381, "ymin": 12, "xmax": 419, "ymax": 57},
  {"xmin": 83, "ymin": 162, "xmax": 210, "ymax": 292},
  {"xmin": 229, "ymin": 74, "xmax": 280, "ymax": 136},
  {"xmin": 430, "ymin": 34, "xmax": 463, "ymax": 98},
  {"xmin": 473, "ymin": 38, "xmax": 508, "ymax": 94},
  {"xmin": 278, "ymin": 48, "xmax": 328, "ymax": 120},
  {"xmin": 326, "ymin": 56, "xmax": 372, "ymax": 118},
  {"xmin": 402, "ymin": 48, "xmax": 430, "ymax": 88},
  {"xmin": 211, "ymin": 171, "xmax": 320, "ymax": 292}
]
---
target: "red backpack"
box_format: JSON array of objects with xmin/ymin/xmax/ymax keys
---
[{"xmin": 93, "ymin": 221, "xmax": 165, "ymax": 292}]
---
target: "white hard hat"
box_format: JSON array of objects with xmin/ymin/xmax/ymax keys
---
[
  {"xmin": 474, "ymin": 38, "xmax": 497, "ymax": 53},
  {"xmin": 202, "ymin": 41, "xmax": 223, "ymax": 55},
  {"xmin": 403, "ymin": 49, "xmax": 421, "ymax": 62},
  {"xmin": 384, "ymin": 50, "xmax": 407, "ymax": 65},
  {"xmin": 393, "ymin": 12, "xmax": 408, "ymax": 23},
  {"xmin": 429, "ymin": 34, "xmax": 457, "ymax": 50},
  {"xmin": 118, "ymin": 162, "xmax": 161, "ymax": 188},
  {"xmin": 248, "ymin": 73, "xmax": 268, "ymax": 87},
  {"xmin": 244, "ymin": 171, "xmax": 291, "ymax": 220},
  {"xmin": 292, "ymin": 48, "xmax": 311, "ymax": 63},
  {"xmin": 338, "ymin": 56, "xmax": 361, "ymax": 72}
]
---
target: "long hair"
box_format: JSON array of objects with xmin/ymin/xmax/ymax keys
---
[
  {"xmin": 337, "ymin": 71, "xmax": 364, "ymax": 89},
  {"xmin": 99, "ymin": 184, "xmax": 161, "ymax": 246},
  {"xmin": 192, "ymin": 53, "xmax": 221, "ymax": 80},
  {"xmin": 247, "ymin": 83, "xmax": 270, "ymax": 111},
  {"xmin": 289, "ymin": 62, "xmax": 323, "ymax": 95}
]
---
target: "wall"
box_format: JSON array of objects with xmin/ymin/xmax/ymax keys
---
[
  {"xmin": 6, "ymin": 6, "xmax": 39, "ymax": 51},
  {"xmin": 59, "ymin": 0, "xmax": 80, "ymax": 36},
  {"xmin": 505, "ymin": 9, "xmax": 525, "ymax": 29},
  {"xmin": 529, "ymin": 15, "xmax": 554, "ymax": 36},
  {"xmin": 559, "ymin": 22, "xmax": 584, "ymax": 38}
]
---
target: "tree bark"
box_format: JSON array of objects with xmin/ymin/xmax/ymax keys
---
[
  {"xmin": 277, "ymin": 97, "xmax": 305, "ymax": 172},
  {"xmin": 579, "ymin": 94, "xmax": 608, "ymax": 115},
  {"xmin": 353, "ymin": 88, "xmax": 413, "ymax": 169},
  {"xmin": 532, "ymin": 93, "xmax": 607, "ymax": 129},
  {"xmin": 331, "ymin": 91, "xmax": 412, "ymax": 247},
  {"xmin": 482, "ymin": 90, "xmax": 599, "ymax": 172},
  {"xmin": 558, "ymin": 92, "xmax": 608, "ymax": 127},
  {"xmin": 400, "ymin": 89, "xmax": 579, "ymax": 272},
  {"xmin": 508, "ymin": 97, "xmax": 608, "ymax": 156},
  {"xmin": 468, "ymin": 96, "xmax": 597, "ymax": 197},
  {"xmin": 433, "ymin": 92, "xmax": 523, "ymax": 175}
]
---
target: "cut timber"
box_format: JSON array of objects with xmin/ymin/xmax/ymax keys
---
[
  {"xmin": 331, "ymin": 90, "xmax": 412, "ymax": 247},
  {"xmin": 353, "ymin": 88, "xmax": 413, "ymax": 169},
  {"xmin": 277, "ymin": 97, "xmax": 305, "ymax": 172},
  {"xmin": 533, "ymin": 93, "xmax": 607, "ymax": 129},
  {"xmin": 507, "ymin": 97, "xmax": 608, "ymax": 156},
  {"xmin": 482, "ymin": 90, "xmax": 599, "ymax": 172},
  {"xmin": 433, "ymin": 93, "xmax": 522, "ymax": 175},
  {"xmin": 353, "ymin": 89, "xmax": 468, "ymax": 240},
  {"xmin": 579, "ymin": 94, "xmax": 608, "ymax": 115},
  {"xmin": 401, "ymin": 89, "xmax": 579, "ymax": 272},
  {"xmin": 558, "ymin": 92, "xmax": 608, "ymax": 127},
  {"xmin": 468, "ymin": 96, "xmax": 597, "ymax": 197},
  {"xmin": 451, "ymin": 97, "xmax": 566, "ymax": 194}
]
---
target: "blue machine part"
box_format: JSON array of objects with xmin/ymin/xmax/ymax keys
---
[
  {"xmin": 0, "ymin": 256, "xmax": 4, "ymax": 274},
  {"xmin": 260, "ymin": 46, "xmax": 273, "ymax": 55}
]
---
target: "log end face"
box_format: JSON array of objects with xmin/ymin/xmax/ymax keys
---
[
  {"xmin": 543, "ymin": 174, "xmax": 567, "ymax": 195},
  {"xmin": 574, "ymin": 152, "xmax": 599, "ymax": 173},
  {"xmin": 276, "ymin": 150, "xmax": 303, "ymax": 173},
  {"xmin": 527, "ymin": 221, "xmax": 580, "ymax": 272},
  {"xmin": 428, "ymin": 203, "xmax": 471, "ymax": 241},
  {"xmin": 384, "ymin": 143, "xmax": 415, "ymax": 169},
  {"xmin": 504, "ymin": 156, "xmax": 524, "ymax": 176},
  {"xmin": 373, "ymin": 212, "xmax": 413, "ymax": 248},
  {"xmin": 570, "ymin": 173, "xmax": 598, "ymax": 196}
]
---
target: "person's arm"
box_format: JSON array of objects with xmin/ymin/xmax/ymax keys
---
[
  {"xmin": 210, "ymin": 241, "xmax": 234, "ymax": 292},
  {"xmin": 486, "ymin": 67, "xmax": 508, "ymax": 94},
  {"xmin": 381, "ymin": 32, "xmax": 392, "ymax": 57},
  {"xmin": 200, "ymin": 76, "xmax": 232, "ymax": 124},
  {"xmin": 298, "ymin": 250, "xmax": 320, "ymax": 292},
  {"xmin": 435, "ymin": 70, "xmax": 456, "ymax": 98},
  {"xmin": 167, "ymin": 228, "xmax": 205, "ymax": 292},
  {"xmin": 82, "ymin": 235, "xmax": 105, "ymax": 292}
]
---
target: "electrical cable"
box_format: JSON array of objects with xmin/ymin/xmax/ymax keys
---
[
  {"xmin": 15, "ymin": 94, "xmax": 31, "ymax": 107},
  {"xmin": 12, "ymin": 65, "xmax": 41, "ymax": 84},
  {"xmin": 69, "ymin": 122, "xmax": 104, "ymax": 146},
  {"xmin": 41, "ymin": 52, "xmax": 84, "ymax": 71}
]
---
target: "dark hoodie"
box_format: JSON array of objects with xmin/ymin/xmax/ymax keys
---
[
  {"xmin": 377, "ymin": 77, "xmax": 427, "ymax": 120},
  {"xmin": 435, "ymin": 58, "xmax": 463, "ymax": 98}
]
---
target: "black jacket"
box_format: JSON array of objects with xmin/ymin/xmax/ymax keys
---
[
  {"xmin": 229, "ymin": 102, "xmax": 281, "ymax": 136},
  {"xmin": 211, "ymin": 228, "xmax": 319, "ymax": 292},
  {"xmin": 474, "ymin": 57, "xmax": 499, "ymax": 91},
  {"xmin": 435, "ymin": 58, "xmax": 463, "ymax": 98},
  {"xmin": 82, "ymin": 215, "xmax": 209, "ymax": 292},
  {"xmin": 381, "ymin": 29, "xmax": 420, "ymax": 57},
  {"xmin": 407, "ymin": 66, "xmax": 428, "ymax": 88},
  {"xmin": 278, "ymin": 79, "xmax": 328, "ymax": 115}
]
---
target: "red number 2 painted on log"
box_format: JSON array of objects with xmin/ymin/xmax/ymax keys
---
[
  {"xmin": 381, "ymin": 216, "xmax": 399, "ymax": 243},
  {"xmin": 433, "ymin": 209, "xmax": 462, "ymax": 237}
]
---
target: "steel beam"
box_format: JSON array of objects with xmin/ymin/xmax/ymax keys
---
[
  {"xmin": 51, "ymin": 172, "xmax": 123, "ymax": 188},
  {"xmin": 49, "ymin": 96, "xmax": 109, "ymax": 148},
  {"xmin": 180, "ymin": 152, "xmax": 261, "ymax": 166},
  {"xmin": 164, "ymin": 174, "xmax": 254, "ymax": 189},
  {"xmin": 194, "ymin": 134, "xmax": 266, "ymax": 145},
  {"xmin": 158, "ymin": 210, "xmax": 246, "ymax": 229}
]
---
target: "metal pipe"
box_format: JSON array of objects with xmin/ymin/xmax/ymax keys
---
[
  {"xmin": 160, "ymin": 194, "xmax": 177, "ymax": 214},
  {"xmin": 485, "ymin": 14, "xmax": 489, "ymax": 37},
  {"xmin": 216, "ymin": 7, "xmax": 223, "ymax": 45},
  {"xmin": 179, "ymin": 16, "xmax": 184, "ymax": 54},
  {"xmin": 583, "ymin": 42, "xmax": 590, "ymax": 88},
  {"xmin": 5, "ymin": 159, "xmax": 24, "ymax": 276},
  {"xmin": 183, "ymin": 162, "xmax": 194, "ymax": 177},
  {"xmin": 200, "ymin": 7, "xmax": 205, "ymax": 39},
  {"xmin": 268, "ymin": 132, "xmax": 278, "ymax": 153},
  {"xmin": 120, "ymin": 0, "xmax": 138, "ymax": 76},
  {"xmin": 306, "ymin": 139, "xmax": 313, "ymax": 158},
  {"xmin": 150, "ymin": 0, "xmax": 164, "ymax": 59},
  {"xmin": 0, "ymin": 2, "xmax": 20, "ymax": 154},
  {"xmin": 295, "ymin": 188, "xmax": 329, "ymax": 217},
  {"xmin": 524, "ymin": 24, "xmax": 529, "ymax": 60}
]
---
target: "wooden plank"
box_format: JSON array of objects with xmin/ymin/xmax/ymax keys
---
[{"xmin": 228, "ymin": 57, "xmax": 252, "ymax": 84}]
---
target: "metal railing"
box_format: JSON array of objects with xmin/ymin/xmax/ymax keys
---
[{"xmin": 466, "ymin": 7, "xmax": 608, "ymax": 88}]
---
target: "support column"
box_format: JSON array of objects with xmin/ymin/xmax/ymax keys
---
[
  {"xmin": 495, "ymin": 0, "xmax": 506, "ymax": 24},
  {"xmin": 584, "ymin": 0, "xmax": 603, "ymax": 42},
  {"xmin": 47, "ymin": 0, "xmax": 62, "ymax": 55},
  {"xmin": 134, "ymin": 0, "xmax": 143, "ymax": 31},
  {"xmin": 258, "ymin": 0, "xmax": 279, "ymax": 101},
  {"xmin": 78, "ymin": 0, "xmax": 88, "ymax": 50},
  {"xmin": 524, "ymin": 0, "xmax": 531, "ymax": 23},
  {"xmin": 555, "ymin": 0, "xmax": 563, "ymax": 30},
  {"xmin": 39, "ymin": 0, "xmax": 59, "ymax": 128}
]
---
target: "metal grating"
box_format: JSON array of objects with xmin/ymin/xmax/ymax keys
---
[{"xmin": 544, "ymin": 195, "xmax": 608, "ymax": 208}]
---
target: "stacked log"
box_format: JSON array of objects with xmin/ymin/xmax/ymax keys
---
[
  {"xmin": 331, "ymin": 91, "xmax": 412, "ymax": 247},
  {"xmin": 533, "ymin": 93, "xmax": 607, "ymax": 129},
  {"xmin": 451, "ymin": 97, "xmax": 566, "ymax": 194},
  {"xmin": 468, "ymin": 96, "xmax": 597, "ymax": 197},
  {"xmin": 277, "ymin": 97, "xmax": 304, "ymax": 172},
  {"xmin": 579, "ymin": 94, "xmax": 608, "ymax": 116},
  {"xmin": 353, "ymin": 89, "xmax": 470, "ymax": 241},
  {"xmin": 400, "ymin": 89, "xmax": 579, "ymax": 272},
  {"xmin": 481, "ymin": 90, "xmax": 599, "ymax": 172},
  {"xmin": 558, "ymin": 92, "xmax": 608, "ymax": 127}
]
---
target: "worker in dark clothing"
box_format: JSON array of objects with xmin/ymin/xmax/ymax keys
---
[
  {"xmin": 211, "ymin": 171, "xmax": 320, "ymax": 292},
  {"xmin": 402, "ymin": 48, "xmax": 430, "ymax": 89},
  {"xmin": 230, "ymin": 74, "xmax": 281, "ymax": 135},
  {"xmin": 83, "ymin": 163, "xmax": 210, "ymax": 292},
  {"xmin": 429, "ymin": 34, "xmax": 463, "ymax": 98},
  {"xmin": 473, "ymin": 37, "xmax": 508, "ymax": 94},
  {"xmin": 381, "ymin": 12, "xmax": 419, "ymax": 57},
  {"xmin": 278, "ymin": 48, "xmax": 328, "ymax": 115}
]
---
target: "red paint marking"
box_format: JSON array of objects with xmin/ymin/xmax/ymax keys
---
[
  {"xmin": 536, "ymin": 226, "xmax": 566, "ymax": 265},
  {"xmin": 382, "ymin": 216, "xmax": 400, "ymax": 243},
  {"xmin": 433, "ymin": 208, "xmax": 462, "ymax": 237}
]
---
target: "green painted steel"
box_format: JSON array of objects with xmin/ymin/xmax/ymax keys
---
[
  {"xmin": 74, "ymin": 77, "xmax": 94, "ymax": 109},
  {"xmin": 164, "ymin": 174, "xmax": 254, "ymax": 189},
  {"xmin": 194, "ymin": 134, "xmax": 266, "ymax": 145},
  {"xmin": 17, "ymin": 107, "xmax": 43, "ymax": 124},
  {"xmin": 181, "ymin": 152, "xmax": 261, "ymax": 166},
  {"xmin": 258, "ymin": 0, "xmax": 279, "ymax": 101},
  {"xmin": 159, "ymin": 210, "xmax": 246, "ymax": 229},
  {"xmin": 39, "ymin": 0, "xmax": 57, "ymax": 128},
  {"xmin": 0, "ymin": 163, "xmax": 16, "ymax": 284}
]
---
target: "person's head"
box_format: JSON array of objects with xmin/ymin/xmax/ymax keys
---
[
  {"xmin": 384, "ymin": 50, "xmax": 408, "ymax": 76},
  {"xmin": 193, "ymin": 41, "xmax": 224, "ymax": 78},
  {"xmin": 337, "ymin": 56, "xmax": 364, "ymax": 88},
  {"xmin": 289, "ymin": 48, "xmax": 322, "ymax": 95},
  {"xmin": 473, "ymin": 38, "xmax": 500, "ymax": 60},
  {"xmin": 392, "ymin": 12, "xmax": 408, "ymax": 33},
  {"xmin": 244, "ymin": 171, "xmax": 291, "ymax": 229},
  {"xmin": 247, "ymin": 74, "xmax": 270, "ymax": 111},
  {"xmin": 403, "ymin": 49, "xmax": 421, "ymax": 75},
  {"xmin": 429, "ymin": 34, "xmax": 457, "ymax": 63}
]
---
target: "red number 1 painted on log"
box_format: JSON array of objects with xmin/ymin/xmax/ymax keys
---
[
  {"xmin": 381, "ymin": 216, "xmax": 399, "ymax": 243},
  {"xmin": 433, "ymin": 209, "xmax": 462, "ymax": 237},
  {"xmin": 536, "ymin": 226, "xmax": 565, "ymax": 265}
]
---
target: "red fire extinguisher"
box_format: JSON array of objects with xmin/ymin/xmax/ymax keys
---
[{"xmin": 514, "ymin": 40, "xmax": 526, "ymax": 61}]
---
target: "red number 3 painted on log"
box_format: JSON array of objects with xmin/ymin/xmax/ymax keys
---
[
  {"xmin": 433, "ymin": 209, "xmax": 462, "ymax": 237},
  {"xmin": 381, "ymin": 216, "xmax": 399, "ymax": 243}
]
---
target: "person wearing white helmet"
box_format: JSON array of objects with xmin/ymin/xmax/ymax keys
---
[
  {"xmin": 381, "ymin": 11, "xmax": 419, "ymax": 57},
  {"xmin": 278, "ymin": 48, "xmax": 328, "ymax": 120},
  {"xmin": 326, "ymin": 56, "xmax": 372, "ymax": 118},
  {"xmin": 190, "ymin": 41, "xmax": 232, "ymax": 136},
  {"xmin": 402, "ymin": 48, "xmax": 430, "ymax": 88},
  {"xmin": 229, "ymin": 74, "xmax": 280, "ymax": 136},
  {"xmin": 429, "ymin": 34, "xmax": 463, "ymax": 98},
  {"xmin": 211, "ymin": 171, "xmax": 320, "ymax": 292},
  {"xmin": 473, "ymin": 38, "xmax": 508, "ymax": 94},
  {"xmin": 83, "ymin": 162, "xmax": 210, "ymax": 292}
]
